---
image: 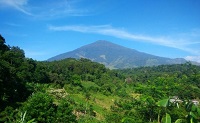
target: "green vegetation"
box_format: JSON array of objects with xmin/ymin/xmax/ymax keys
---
[{"xmin": 0, "ymin": 34, "xmax": 200, "ymax": 122}]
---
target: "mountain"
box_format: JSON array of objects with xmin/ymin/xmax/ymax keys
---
[{"xmin": 48, "ymin": 40, "xmax": 187, "ymax": 69}]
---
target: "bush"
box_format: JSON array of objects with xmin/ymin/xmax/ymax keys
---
[{"xmin": 21, "ymin": 92, "xmax": 56, "ymax": 122}]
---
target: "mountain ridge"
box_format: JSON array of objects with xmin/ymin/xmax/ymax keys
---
[{"xmin": 48, "ymin": 40, "xmax": 187, "ymax": 69}]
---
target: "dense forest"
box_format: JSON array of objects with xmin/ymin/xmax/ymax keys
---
[{"xmin": 0, "ymin": 34, "xmax": 200, "ymax": 123}]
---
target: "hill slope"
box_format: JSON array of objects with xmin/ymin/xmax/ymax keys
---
[{"xmin": 48, "ymin": 40, "xmax": 186, "ymax": 68}]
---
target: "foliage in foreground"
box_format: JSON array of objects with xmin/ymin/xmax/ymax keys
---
[{"xmin": 1, "ymin": 34, "xmax": 200, "ymax": 122}]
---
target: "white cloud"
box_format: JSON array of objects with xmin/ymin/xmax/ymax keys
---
[
  {"xmin": 0, "ymin": 0, "xmax": 32, "ymax": 15},
  {"xmin": 38, "ymin": 1, "xmax": 91, "ymax": 19},
  {"xmin": 185, "ymin": 56, "xmax": 200, "ymax": 63},
  {"xmin": 49, "ymin": 24, "xmax": 200, "ymax": 55},
  {"xmin": 0, "ymin": 0, "xmax": 89, "ymax": 17}
]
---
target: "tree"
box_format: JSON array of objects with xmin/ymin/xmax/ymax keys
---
[
  {"xmin": 21, "ymin": 92, "xmax": 77, "ymax": 123},
  {"xmin": 56, "ymin": 99, "xmax": 77, "ymax": 123},
  {"xmin": 0, "ymin": 34, "xmax": 9, "ymax": 54},
  {"xmin": 21, "ymin": 92, "xmax": 56, "ymax": 122},
  {"xmin": 0, "ymin": 36, "xmax": 30, "ymax": 111}
]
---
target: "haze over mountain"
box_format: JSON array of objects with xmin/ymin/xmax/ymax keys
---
[{"xmin": 48, "ymin": 40, "xmax": 188, "ymax": 69}]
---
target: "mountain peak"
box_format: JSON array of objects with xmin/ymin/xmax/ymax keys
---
[
  {"xmin": 88, "ymin": 40, "xmax": 121, "ymax": 47},
  {"xmin": 94, "ymin": 40, "xmax": 110, "ymax": 43},
  {"xmin": 48, "ymin": 40, "xmax": 186, "ymax": 69}
]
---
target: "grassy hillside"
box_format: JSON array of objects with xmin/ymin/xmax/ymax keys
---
[{"xmin": 1, "ymin": 35, "xmax": 200, "ymax": 122}]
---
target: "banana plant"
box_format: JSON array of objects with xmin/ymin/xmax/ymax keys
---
[
  {"xmin": 156, "ymin": 98, "xmax": 170, "ymax": 123},
  {"xmin": 161, "ymin": 113, "xmax": 171, "ymax": 123},
  {"xmin": 157, "ymin": 98, "xmax": 200, "ymax": 123}
]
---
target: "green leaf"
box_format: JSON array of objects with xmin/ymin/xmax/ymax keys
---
[
  {"xmin": 27, "ymin": 119, "xmax": 36, "ymax": 123},
  {"xmin": 161, "ymin": 113, "xmax": 171, "ymax": 123},
  {"xmin": 190, "ymin": 117, "xmax": 194, "ymax": 123},
  {"xmin": 157, "ymin": 99, "xmax": 169, "ymax": 107},
  {"xmin": 191, "ymin": 105, "xmax": 197, "ymax": 112},
  {"xmin": 175, "ymin": 119, "xmax": 184, "ymax": 123},
  {"xmin": 197, "ymin": 108, "xmax": 200, "ymax": 116},
  {"xmin": 176, "ymin": 102, "xmax": 179, "ymax": 108},
  {"xmin": 121, "ymin": 117, "xmax": 134, "ymax": 123},
  {"xmin": 190, "ymin": 112, "xmax": 197, "ymax": 119}
]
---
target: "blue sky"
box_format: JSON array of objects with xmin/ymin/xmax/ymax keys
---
[{"xmin": 0, "ymin": 0, "xmax": 200, "ymax": 62}]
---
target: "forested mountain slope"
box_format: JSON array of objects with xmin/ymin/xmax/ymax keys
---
[
  {"xmin": 48, "ymin": 40, "xmax": 187, "ymax": 69},
  {"xmin": 1, "ymin": 35, "xmax": 200, "ymax": 122}
]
